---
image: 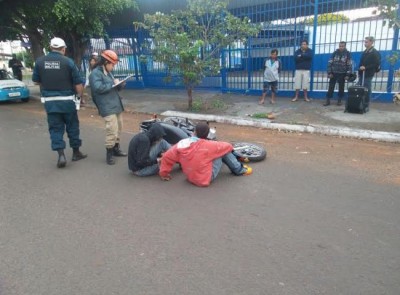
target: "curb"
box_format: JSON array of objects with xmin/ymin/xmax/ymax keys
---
[{"xmin": 161, "ymin": 111, "xmax": 400, "ymax": 143}]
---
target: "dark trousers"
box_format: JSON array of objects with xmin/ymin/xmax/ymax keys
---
[
  {"xmin": 326, "ymin": 73, "xmax": 346, "ymax": 101},
  {"xmin": 13, "ymin": 72, "xmax": 22, "ymax": 81},
  {"xmin": 358, "ymin": 76, "xmax": 372, "ymax": 108},
  {"xmin": 47, "ymin": 112, "xmax": 82, "ymax": 151}
]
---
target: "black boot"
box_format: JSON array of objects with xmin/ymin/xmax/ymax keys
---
[
  {"xmin": 106, "ymin": 148, "xmax": 115, "ymax": 165},
  {"xmin": 57, "ymin": 149, "xmax": 67, "ymax": 168},
  {"xmin": 113, "ymin": 143, "xmax": 127, "ymax": 157},
  {"xmin": 72, "ymin": 148, "xmax": 87, "ymax": 161},
  {"xmin": 323, "ymin": 98, "xmax": 330, "ymax": 106}
]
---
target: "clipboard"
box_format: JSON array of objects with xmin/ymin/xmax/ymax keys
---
[{"xmin": 112, "ymin": 74, "xmax": 134, "ymax": 88}]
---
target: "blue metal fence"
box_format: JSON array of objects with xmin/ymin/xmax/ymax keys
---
[{"xmin": 84, "ymin": 0, "xmax": 399, "ymax": 101}]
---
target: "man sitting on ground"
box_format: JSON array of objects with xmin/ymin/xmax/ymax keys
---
[
  {"xmin": 128, "ymin": 123, "xmax": 171, "ymax": 176},
  {"xmin": 159, "ymin": 122, "xmax": 252, "ymax": 187}
]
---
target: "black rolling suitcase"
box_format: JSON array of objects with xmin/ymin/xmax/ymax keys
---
[{"xmin": 345, "ymin": 72, "xmax": 367, "ymax": 114}]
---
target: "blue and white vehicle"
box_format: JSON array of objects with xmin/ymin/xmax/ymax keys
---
[{"xmin": 0, "ymin": 69, "xmax": 30, "ymax": 102}]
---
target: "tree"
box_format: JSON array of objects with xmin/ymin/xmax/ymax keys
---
[
  {"xmin": 368, "ymin": 0, "xmax": 400, "ymax": 67},
  {"xmin": 369, "ymin": 0, "xmax": 400, "ymax": 28},
  {"xmin": 0, "ymin": 0, "xmax": 138, "ymax": 65},
  {"xmin": 53, "ymin": 0, "xmax": 137, "ymax": 65},
  {"xmin": 304, "ymin": 13, "xmax": 350, "ymax": 25},
  {"xmin": 139, "ymin": 0, "xmax": 260, "ymax": 110},
  {"xmin": 0, "ymin": 0, "xmax": 55, "ymax": 60}
]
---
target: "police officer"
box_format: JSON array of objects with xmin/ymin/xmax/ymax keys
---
[
  {"xmin": 8, "ymin": 54, "xmax": 23, "ymax": 81},
  {"xmin": 32, "ymin": 37, "xmax": 87, "ymax": 168}
]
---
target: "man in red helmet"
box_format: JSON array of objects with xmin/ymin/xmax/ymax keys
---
[
  {"xmin": 89, "ymin": 49, "xmax": 128, "ymax": 165},
  {"xmin": 32, "ymin": 37, "xmax": 87, "ymax": 168}
]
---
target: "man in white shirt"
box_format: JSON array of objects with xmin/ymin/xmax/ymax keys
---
[{"xmin": 259, "ymin": 49, "xmax": 281, "ymax": 104}]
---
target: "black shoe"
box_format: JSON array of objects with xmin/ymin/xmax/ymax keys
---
[
  {"xmin": 323, "ymin": 101, "xmax": 330, "ymax": 106},
  {"xmin": 113, "ymin": 143, "xmax": 127, "ymax": 157},
  {"xmin": 57, "ymin": 150, "xmax": 66, "ymax": 168},
  {"xmin": 72, "ymin": 148, "xmax": 87, "ymax": 161},
  {"xmin": 337, "ymin": 101, "xmax": 342, "ymax": 106},
  {"xmin": 106, "ymin": 148, "xmax": 115, "ymax": 165}
]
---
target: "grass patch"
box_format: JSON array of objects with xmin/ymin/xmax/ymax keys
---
[
  {"xmin": 250, "ymin": 112, "xmax": 276, "ymax": 119},
  {"xmin": 191, "ymin": 98, "xmax": 227, "ymax": 112},
  {"xmin": 211, "ymin": 98, "xmax": 226, "ymax": 109},
  {"xmin": 191, "ymin": 98, "xmax": 203, "ymax": 112},
  {"xmin": 251, "ymin": 113, "xmax": 270, "ymax": 119}
]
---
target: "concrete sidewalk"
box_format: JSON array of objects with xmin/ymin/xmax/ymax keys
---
[
  {"xmin": 31, "ymin": 86, "xmax": 400, "ymax": 142},
  {"xmin": 119, "ymin": 88, "xmax": 400, "ymax": 142}
]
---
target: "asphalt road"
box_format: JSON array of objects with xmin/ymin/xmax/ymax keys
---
[{"xmin": 0, "ymin": 103, "xmax": 399, "ymax": 295}]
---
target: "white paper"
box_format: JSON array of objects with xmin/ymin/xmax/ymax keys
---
[{"xmin": 112, "ymin": 74, "xmax": 134, "ymax": 88}]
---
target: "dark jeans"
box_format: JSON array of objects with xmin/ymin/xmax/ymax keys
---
[
  {"xmin": 13, "ymin": 71, "xmax": 22, "ymax": 81},
  {"xmin": 47, "ymin": 112, "xmax": 81, "ymax": 151},
  {"xmin": 358, "ymin": 76, "xmax": 372, "ymax": 107},
  {"xmin": 133, "ymin": 139, "xmax": 171, "ymax": 177},
  {"xmin": 326, "ymin": 73, "xmax": 346, "ymax": 100}
]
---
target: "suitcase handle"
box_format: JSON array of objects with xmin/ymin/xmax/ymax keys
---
[{"xmin": 360, "ymin": 70, "xmax": 365, "ymax": 86}]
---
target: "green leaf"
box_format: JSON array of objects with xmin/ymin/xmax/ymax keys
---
[{"xmin": 142, "ymin": 0, "xmax": 260, "ymax": 108}]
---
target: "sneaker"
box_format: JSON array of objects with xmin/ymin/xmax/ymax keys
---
[{"xmin": 242, "ymin": 165, "xmax": 253, "ymax": 176}]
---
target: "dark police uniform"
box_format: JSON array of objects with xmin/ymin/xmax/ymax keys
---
[
  {"xmin": 32, "ymin": 51, "xmax": 83, "ymax": 151},
  {"xmin": 8, "ymin": 57, "xmax": 23, "ymax": 81}
]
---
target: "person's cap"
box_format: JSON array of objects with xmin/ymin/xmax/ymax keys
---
[
  {"xmin": 50, "ymin": 37, "xmax": 67, "ymax": 48},
  {"xmin": 92, "ymin": 52, "xmax": 98, "ymax": 56}
]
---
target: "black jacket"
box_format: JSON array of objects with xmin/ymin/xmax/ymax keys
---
[
  {"xmin": 294, "ymin": 48, "xmax": 313, "ymax": 70},
  {"xmin": 327, "ymin": 49, "xmax": 352, "ymax": 74},
  {"xmin": 128, "ymin": 123, "xmax": 166, "ymax": 172},
  {"xmin": 358, "ymin": 47, "xmax": 381, "ymax": 78},
  {"xmin": 8, "ymin": 58, "xmax": 23, "ymax": 74}
]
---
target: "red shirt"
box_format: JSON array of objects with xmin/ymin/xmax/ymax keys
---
[{"xmin": 159, "ymin": 137, "xmax": 233, "ymax": 187}]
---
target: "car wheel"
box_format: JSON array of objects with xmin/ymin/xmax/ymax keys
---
[{"xmin": 21, "ymin": 97, "xmax": 30, "ymax": 103}]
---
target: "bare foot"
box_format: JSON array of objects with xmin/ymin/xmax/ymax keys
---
[{"xmin": 291, "ymin": 97, "xmax": 298, "ymax": 102}]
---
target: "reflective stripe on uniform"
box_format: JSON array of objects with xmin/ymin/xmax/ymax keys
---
[{"xmin": 42, "ymin": 95, "xmax": 75, "ymax": 102}]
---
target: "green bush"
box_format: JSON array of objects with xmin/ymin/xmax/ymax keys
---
[{"xmin": 191, "ymin": 98, "xmax": 203, "ymax": 112}]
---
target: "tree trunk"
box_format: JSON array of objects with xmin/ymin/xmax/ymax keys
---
[
  {"xmin": 187, "ymin": 87, "xmax": 193, "ymax": 110},
  {"xmin": 28, "ymin": 32, "xmax": 44, "ymax": 61},
  {"xmin": 68, "ymin": 32, "xmax": 88, "ymax": 68}
]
